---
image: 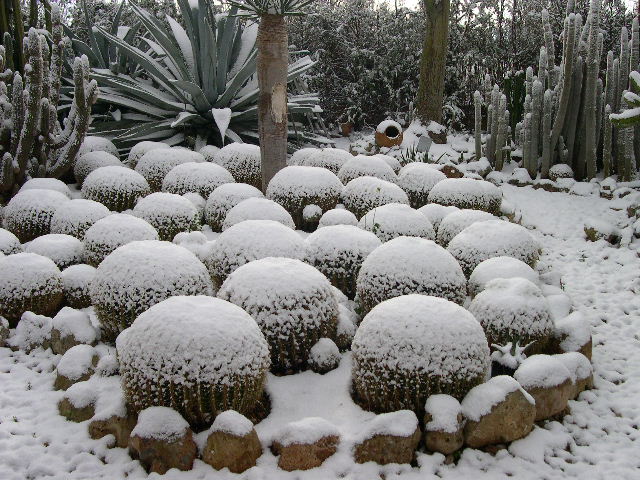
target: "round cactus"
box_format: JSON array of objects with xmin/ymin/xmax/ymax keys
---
[
  {"xmin": 468, "ymin": 256, "xmax": 539, "ymax": 298},
  {"xmin": 352, "ymin": 294, "xmax": 490, "ymax": 413},
  {"xmin": 91, "ymin": 240, "xmax": 213, "ymax": 341},
  {"xmin": 24, "ymin": 234, "xmax": 83, "ymax": 269},
  {"xmin": 213, "ymin": 143, "xmax": 262, "ymax": 189},
  {"xmin": 288, "ymin": 147, "xmax": 319, "ymax": 166},
  {"xmin": 218, "ymin": 257, "xmax": 338, "ymax": 374},
  {"xmin": 162, "ymin": 162, "xmax": 235, "ymax": 198},
  {"xmin": 135, "ymin": 148, "xmax": 205, "ymax": 191},
  {"xmin": 74, "ymin": 151, "xmax": 124, "ymax": 186},
  {"xmin": 358, "ymin": 203, "xmax": 436, "ymax": 242},
  {"xmin": 132, "ymin": 192, "xmax": 200, "ymax": 241},
  {"xmin": 356, "ymin": 237, "xmax": 467, "ymax": 315},
  {"xmin": 549, "ymin": 164, "xmax": 574, "ymax": 182},
  {"xmin": 61, "ymin": 264, "xmax": 97, "ymax": 309},
  {"xmin": 81, "ymin": 166, "xmax": 151, "ymax": 212},
  {"xmin": 436, "ymin": 209, "xmax": 495, "ymax": 247},
  {"xmin": 305, "ymin": 225, "xmax": 381, "ymax": 299},
  {"xmin": 4, "ymin": 189, "xmax": 70, "ymax": 242},
  {"xmin": 318, "ymin": 208, "xmax": 358, "ymax": 227},
  {"xmin": 222, "ymin": 197, "xmax": 295, "ymax": 231},
  {"xmin": 428, "ymin": 178, "xmax": 502, "ymax": 214},
  {"xmin": 373, "ymin": 154, "xmax": 402, "ymax": 174},
  {"xmin": 447, "ymin": 219, "xmax": 541, "ymax": 276},
  {"xmin": 205, "ymin": 183, "xmax": 264, "ymax": 232},
  {"xmin": 341, "ymin": 176, "xmax": 409, "ymax": 219},
  {"xmin": 301, "ymin": 148, "xmax": 353, "ymax": 175},
  {"xmin": 397, "ymin": 163, "xmax": 447, "ymax": 208},
  {"xmin": 78, "ymin": 136, "xmax": 119, "ymax": 158},
  {"xmin": 266, "ymin": 166, "xmax": 343, "ymax": 231},
  {"xmin": 0, "ymin": 252, "xmax": 64, "ymax": 325},
  {"xmin": 337, "ymin": 155, "xmax": 397, "ymax": 184},
  {"xmin": 0, "ymin": 228, "xmax": 22, "ymax": 255},
  {"xmin": 126, "ymin": 141, "xmax": 171, "ymax": 169},
  {"xmin": 19, "ymin": 178, "xmax": 72, "ymax": 198},
  {"xmin": 468, "ymin": 278, "xmax": 554, "ymax": 354},
  {"xmin": 198, "ymin": 144, "xmax": 219, "ymax": 162},
  {"xmin": 50, "ymin": 199, "xmax": 111, "ymax": 240},
  {"xmin": 116, "ymin": 295, "xmax": 270, "ymax": 428},
  {"xmin": 418, "ymin": 203, "xmax": 460, "ymax": 232},
  {"xmin": 83, "ymin": 213, "xmax": 159, "ymax": 267}
]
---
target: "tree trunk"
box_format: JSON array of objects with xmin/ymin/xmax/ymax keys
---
[
  {"xmin": 416, "ymin": 0, "xmax": 450, "ymax": 124},
  {"xmin": 257, "ymin": 14, "xmax": 289, "ymax": 192}
]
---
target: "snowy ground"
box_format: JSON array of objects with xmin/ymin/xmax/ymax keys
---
[{"xmin": 1, "ymin": 184, "xmax": 639, "ymax": 479}]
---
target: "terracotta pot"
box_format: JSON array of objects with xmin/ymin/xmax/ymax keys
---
[{"xmin": 340, "ymin": 122, "xmax": 354, "ymax": 137}]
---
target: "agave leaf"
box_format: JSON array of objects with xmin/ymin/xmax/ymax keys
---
[
  {"xmin": 169, "ymin": 79, "xmax": 212, "ymax": 112},
  {"xmin": 82, "ymin": 0, "xmax": 107, "ymax": 68},
  {"xmin": 215, "ymin": 6, "xmax": 238, "ymax": 97},
  {"xmin": 167, "ymin": 15, "xmax": 195, "ymax": 79},
  {"xmin": 171, "ymin": 112, "xmax": 203, "ymax": 128},
  {"xmin": 70, "ymin": 39, "xmax": 102, "ymax": 66},
  {"xmin": 97, "ymin": 92, "xmax": 170, "ymax": 117},
  {"xmin": 198, "ymin": 0, "xmax": 218, "ymax": 103},
  {"xmin": 214, "ymin": 49, "xmax": 258, "ymax": 108}
]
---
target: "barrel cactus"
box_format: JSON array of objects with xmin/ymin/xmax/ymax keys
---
[
  {"xmin": 132, "ymin": 192, "xmax": 200, "ymax": 241},
  {"xmin": 4, "ymin": 189, "xmax": 70, "ymax": 242},
  {"xmin": 341, "ymin": 176, "xmax": 409, "ymax": 219},
  {"xmin": 428, "ymin": 178, "xmax": 502, "ymax": 214},
  {"xmin": 204, "ymin": 183, "xmax": 264, "ymax": 232},
  {"xmin": 81, "ymin": 166, "xmax": 150, "ymax": 212}
]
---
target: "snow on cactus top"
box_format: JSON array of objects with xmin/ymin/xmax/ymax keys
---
[
  {"xmin": 135, "ymin": 148, "xmax": 204, "ymax": 190},
  {"xmin": 357, "ymin": 237, "xmax": 467, "ymax": 305},
  {"xmin": 358, "ymin": 410, "xmax": 418, "ymax": 440},
  {"xmin": 19, "ymin": 178, "xmax": 71, "ymax": 198},
  {"xmin": 397, "ymin": 162, "xmax": 447, "ymax": 201},
  {"xmin": 341, "ymin": 176, "xmax": 409, "ymax": 218},
  {"xmin": 461, "ymin": 375, "xmax": 534, "ymax": 422},
  {"xmin": 302, "ymin": 148, "xmax": 353, "ymax": 174},
  {"xmin": 209, "ymin": 410, "xmax": 254, "ymax": 437},
  {"xmin": 373, "ymin": 154, "xmax": 402, "ymax": 174},
  {"xmin": 0, "ymin": 228, "xmax": 22, "ymax": 255},
  {"xmin": 56, "ymin": 344, "xmax": 97, "ymax": 380},
  {"xmin": 425, "ymin": 394, "xmax": 462, "ymax": 433},
  {"xmin": 266, "ymin": 166, "xmax": 343, "ymax": 203},
  {"xmin": 309, "ymin": 338, "xmax": 341, "ymax": 368},
  {"xmin": 288, "ymin": 147, "xmax": 320, "ymax": 166},
  {"xmin": 514, "ymin": 354, "xmax": 572, "ymax": 389},
  {"xmin": 205, "ymin": 183, "xmax": 264, "ymax": 230},
  {"xmin": 318, "ymin": 208, "xmax": 358, "ymax": 227},
  {"xmin": 418, "ymin": 203, "xmax": 460, "ymax": 231},
  {"xmin": 353, "ymin": 295, "xmax": 490, "ymax": 384},
  {"xmin": 52, "ymin": 307, "xmax": 96, "ymax": 345},
  {"xmin": 161, "ymin": 161, "xmax": 235, "ymax": 197},
  {"xmin": 24, "ymin": 234, "xmax": 83, "ymax": 269},
  {"xmin": 554, "ymin": 311, "xmax": 592, "ymax": 353},
  {"xmin": 74, "ymin": 152, "xmax": 125, "ymax": 186},
  {"xmin": 337, "ymin": 155, "xmax": 397, "ymax": 184},
  {"xmin": 81, "ymin": 166, "xmax": 150, "ymax": 199},
  {"xmin": 116, "ymin": 296, "xmax": 269, "ymax": 386},
  {"xmin": 50, "ymin": 199, "xmax": 111, "ymax": 240},
  {"xmin": 468, "ymin": 256, "xmax": 540, "ymax": 297},
  {"xmin": 5, "ymin": 189, "xmax": 70, "ymax": 228},
  {"xmin": 358, "ymin": 203, "xmax": 436, "ymax": 242},
  {"xmin": 126, "ymin": 141, "xmax": 170, "ymax": 168},
  {"xmin": 132, "ymin": 192, "xmax": 199, "ymax": 235},
  {"xmin": 206, "ymin": 220, "xmax": 304, "ymax": 281},
  {"xmin": 447, "ymin": 219, "xmax": 541, "ymax": 275},
  {"xmin": 0, "ymin": 252, "xmax": 62, "ymax": 300},
  {"xmin": 131, "ymin": 407, "xmax": 190, "ymax": 442},
  {"xmin": 428, "ymin": 178, "xmax": 502, "ymax": 213},
  {"xmin": 222, "ymin": 197, "xmax": 295, "ymax": 230},
  {"xmin": 276, "ymin": 417, "xmax": 339, "ymax": 446},
  {"xmin": 78, "ymin": 136, "xmax": 118, "ymax": 158},
  {"xmin": 212, "ymin": 143, "xmax": 261, "ymax": 183},
  {"xmin": 436, "ymin": 209, "xmax": 495, "ymax": 247}
]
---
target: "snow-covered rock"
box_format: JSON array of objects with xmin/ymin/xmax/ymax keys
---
[
  {"xmin": 135, "ymin": 148, "xmax": 204, "ymax": 191},
  {"xmin": 341, "ymin": 176, "xmax": 409, "ymax": 219},
  {"xmin": 358, "ymin": 203, "xmax": 436, "ymax": 242},
  {"xmin": 74, "ymin": 151, "xmax": 124, "ymax": 186},
  {"xmin": 318, "ymin": 208, "xmax": 358, "ymax": 227},
  {"xmin": 132, "ymin": 192, "xmax": 200, "ymax": 241},
  {"xmin": 468, "ymin": 256, "xmax": 540, "ymax": 297},
  {"xmin": 4, "ymin": 189, "xmax": 70, "ymax": 242},
  {"xmin": 274, "ymin": 417, "xmax": 340, "ymax": 471},
  {"xmin": 337, "ymin": 155, "xmax": 397, "ymax": 184},
  {"xmin": 424, "ymin": 394, "xmax": 464, "ymax": 454},
  {"xmin": 24, "ymin": 234, "xmax": 83, "ymax": 269},
  {"xmin": 353, "ymin": 410, "xmax": 420, "ymax": 465},
  {"xmin": 552, "ymin": 311, "xmax": 592, "ymax": 359},
  {"xmin": 302, "ymin": 148, "xmax": 353, "ymax": 174},
  {"xmin": 436, "ymin": 209, "xmax": 495, "ymax": 247},
  {"xmin": 19, "ymin": 178, "xmax": 71, "ymax": 198},
  {"xmin": 50, "ymin": 307, "xmax": 97, "ymax": 354},
  {"xmin": 54, "ymin": 344, "xmax": 99, "ymax": 390},
  {"xmin": 397, "ymin": 162, "xmax": 447, "ymax": 208},
  {"xmin": 161, "ymin": 161, "xmax": 234, "ymax": 198},
  {"xmin": 51, "ymin": 199, "xmax": 110, "ymax": 240},
  {"xmin": 7, "ymin": 311, "xmax": 53, "ymax": 352},
  {"xmin": 428, "ymin": 178, "xmax": 502, "ymax": 214},
  {"xmin": 204, "ymin": 183, "xmax": 264, "ymax": 232},
  {"xmin": 222, "ymin": 197, "xmax": 295, "ymax": 230},
  {"xmin": 212, "ymin": 143, "xmax": 261, "ymax": 189},
  {"xmin": 584, "ymin": 217, "xmax": 621, "ymax": 244},
  {"xmin": 81, "ymin": 166, "xmax": 150, "ymax": 212},
  {"xmin": 555, "ymin": 352, "xmax": 593, "ymax": 399}
]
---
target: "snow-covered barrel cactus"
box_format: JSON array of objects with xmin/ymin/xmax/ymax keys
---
[
  {"xmin": 305, "ymin": 225, "xmax": 382, "ymax": 299},
  {"xmin": 222, "ymin": 198, "xmax": 295, "ymax": 231},
  {"xmin": 61, "ymin": 264, "xmax": 96, "ymax": 309},
  {"xmin": 358, "ymin": 203, "xmax": 436, "ymax": 242},
  {"xmin": 212, "ymin": 143, "xmax": 262, "ymax": 189},
  {"xmin": 337, "ymin": 155, "xmax": 397, "ymax": 184},
  {"xmin": 50, "ymin": 199, "xmax": 111, "ymax": 240},
  {"xmin": 342, "ymin": 176, "xmax": 409, "ymax": 219},
  {"xmin": 356, "ymin": 237, "xmax": 466, "ymax": 316},
  {"xmin": 288, "ymin": 147, "xmax": 319, "ymax": 166},
  {"xmin": 266, "ymin": 166, "xmax": 343, "ymax": 231},
  {"xmin": 397, "ymin": 163, "xmax": 447, "ymax": 208},
  {"xmin": 4, "ymin": 189, "xmax": 70, "ymax": 242},
  {"xmin": 447, "ymin": 220, "xmax": 541, "ymax": 276},
  {"xmin": 436, "ymin": 209, "xmax": 495, "ymax": 247},
  {"xmin": 548, "ymin": 164, "xmax": 574, "ymax": 182},
  {"xmin": 81, "ymin": 166, "xmax": 151, "ymax": 212},
  {"xmin": 468, "ymin": 256, "xmax": 539, "ymax": 298},
  {"xmin": 126, "ymin": 141, "xmax": 171, "ymax": 169},
  {"xmin": 73, "ymin": 151, "xmax": 124, "ymax": 186},
  {"xmin": 0, "ymin": 253, "xmax": 64, "ymax": 324},
  {"xmin": 24, "ymin": 234, "xmax": 83, "ymax": 269},
  {"xmin": 218, "ymin": 257, "xmax": 339, "ymax": 374},
  {"xmin": 301, "ymin": 148, "xmax": 353, "ymax": 175},
  {"xmin": 418, "ymin": 204, "xmax": 460, "ymax": 232},
  {"xmin": 135, "ymin": 148, "xmax": 205, "ymax": 192},
  {"xmin": 0, "ymin": 228, "xmax": 22, "ymax": 255},
  {"xmin": 116, "ymin": 295, "xmax": 269, "ymax": 428},
  {"xmin": 204, "ymin": 220, "xmax": 304, "ymax": 289},
  {"xmin": 468, "ymin": 278, "xmax": 553, "ymax": 354},
  {"xmin": 352, "ymin": 295, "xmax": 490, "ymax": 413},
  {"xmin": 318, "ymin": 209, "xmax": 358, "ymax": 227},
  {"xmin": 204, "ymin": 183, "xmax": 264, "ymax": 232},
  {"xmin": 132, "ymin": 192, "xmax": 200, "ymax": 241},
  {"xmin": 374, "ymin": 154, "xmax": 402, "ymax": 174},
  {"xmin": 161, "ymin": 162, "xmax": 235, "ymax": 198},
  {"xmin": 78, "ymin": 136, "xmax": 119, "ymax": 158},
  {"xmin": 19, "ymin": 178, "xmax": 72, "ymax": 198},
  {"xmin": 83, "ymin": 213, "xmax": 159, "ymax": 267},
  {"xmin": 198, "ymin": 145, "xmax": 219, "ymax": 162},
  {"xmin": 428, "ymin": 178, "xmax": 502, "ymax": 214},
  {"xmin": 91, "ymin": 241, "xmax": 213, "ymax": 342}
]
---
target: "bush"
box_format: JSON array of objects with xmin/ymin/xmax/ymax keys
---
[
  {"xmin": 126, "ymin": 141, "xmax": 171, "ymax": 169},
  {"xmin": 337, "ymin": 156, "xmax": 397, "ymax": 185},
  {"xmin": 428, "ymin": 178, "xmax": 502, "ymax": 215},
  {"xmin": 0, "ymin": 228, "xmax": 22, "ymax": 255},
  {"xmin": 418, "ymin": 204, "xmax": 460, "ymax": 232},
  {"xmin": 24, "ymin": 234, "xmax": 83, "ymax": 269},
  {"xmin": 436, "ymin": 209, "xmax": 495, "ymax": 247},
  {"xmin": 213, "ymin": 144, "xmax": 262, "ymax": 190},
  {"xmin": 74, "ymin": 151, "xmax": 124, "ymax": 186},
  {"xmin": 4, "ymin": 189, "xmax": 70, "ymax": 242},
  {"xmin": 135, "ymin": 148, "xmax": 205, "ymax": 192},
  {"xmin": 204, "ymin": 183, "xmax": 264, "ymax": 232},
  {"xmin": 117, "ymin": 295, "xmax": 269, "ymax": 428},
  {"xmin": 318, "ymin": 209, "xmax": 358, "ymax": 228},
  {"xmin": 0, "ymin": 253, "xmax": 64, "ymax": 325},
  {"xmin": 358, "ymin": 203, "xmax": 436, "ymax": 243},
  {"xmin": 341, "ymin": 176, "xmax": 409, "ymax": 219},
  {"xmin": 222, "ymin": 198, "xmax": 295, "ymax": 231},
  {"xmin": 468, "ymin": 256, "xmax": 540, "ymax": 298},
  {"xmin": 61, "ymin": 264, "xmax": 97, "ymax": 309},
  {"xmin": 301, "ymin": 149, "xmax": 353, "ymax": 175},
  {"xmin": 305, "ymin": 225, "xmax": 381, "ymax": 299},
  {"xmin": 91, "ymin": 240, "xmax": 213, "ymax": 341},
  {"xmin": 218, "ymin": 257, "xmax": 338, "ymax": 374},
  {"xmin": 397, "ymin": 163, "xmax": 447, "ymax": 208},
  {"xmin": 50, "ymin": 199, "xmax": 111, "ymax": 240},
  {"xmin": 356, "ymin": 237, "xmax": 466, "ymax": 316},
  {"xmin": 132, "ymin": 192, "xmax": 200, "ymax": 241},
  {"xmin": 78, "ymin": 136, "xmax": 119, "ymax": 158},
  {"xmin": 352, "ymin": 294, "xmax": 490, "ymax": 413},
  {"xmin": 81, "ymin": 166, "xmax": 150, "ymax": 212},
  {"xmin": 162, "ymin": 162, "xmax": 234, "ymax": 198},
  {"xmin": 19, "ymin": 178, "xmax": 72, "ymax": 198}
]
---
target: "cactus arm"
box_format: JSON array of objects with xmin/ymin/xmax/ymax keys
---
[
  {"xmin": 474, "ymin": 90, "xmax": 482, "ymax": 160},
  {"xmin": 541, "ymin": 89, "xmax": 553, "ymax": 178}
]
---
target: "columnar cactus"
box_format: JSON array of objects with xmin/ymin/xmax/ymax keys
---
[
  {"xmin": 474, "ymin": 91, "xmax": 482, "ymax": 160},
  {"xmin": 584, "ymin": 0, "xmax": 601, "ymax": 180},
  {"xmin": 541, "ymin": 89, "xmax": 553, "ymax": 178}
]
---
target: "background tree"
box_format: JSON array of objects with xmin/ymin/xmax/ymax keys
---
[{"xmin": 417, "ymin": 0, "xmax": 451, "ymax": 124}]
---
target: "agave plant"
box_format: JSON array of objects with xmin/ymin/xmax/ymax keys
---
[{"xmin": 83, "ymin": 0, "xmax": 322, "ymax": 149}]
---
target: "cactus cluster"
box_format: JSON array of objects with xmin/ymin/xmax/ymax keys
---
[{"xmin": 0, "ymin": 6, "xmax": 97, "ymax": 201}]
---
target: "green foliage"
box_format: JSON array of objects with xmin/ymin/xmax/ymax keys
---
[{"xmin": 227, "ymin": 0, "xmax": 315, "ymax": 16}]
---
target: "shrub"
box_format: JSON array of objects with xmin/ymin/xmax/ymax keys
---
[
  {"xmin": 0, "ymin": 228, "xmax": 22, "ymax": 255},
  {"xmin": 301, "ymin": 149, "xmax": 353, "ymax": 175},
  {"xmin": 78, "ymin": 136, "xmax": 119, "ymax": 158},
  {"xmin": 4, "ymin": 189, "xmax": 70, "ymax": 242},
  {"xmin": 341, "ymin": 176, "xmax": 409, "ymax": 219},
  {"xmin": 418, "ymin": 204, "xmax": 460, "ymax": 232},
  {"xmin": 61, "ymin": 264, "xmax": 97, "ymax": 309},
  {"xmin": 81, "ymin": 166, "xmax": 150, "ymax": 212},
  {"xmin": 213, "ymin": 144, "xmax": 261, "ymax": 190},
  {"xmin": 318, "ymin": 209, "xmax": 358, "ymax": 227},
  {"xmin": 358, "ymin": 203, "xmax": 436, "ymax": 243},
  {"xmin": 50, "ymin": 199, "xmax": 111, "ymax": 240},
  {"xmin": 132, "ymin": 192, "xmax": 200, "ymax": 241},
  {"xmin": 337, "ymin": 156, "xmax": 397, "ymax": 184},
  {"xmin": 19, "ymin": 178, "xmax": 72, "ymax": 198},
  {"xmin": 24, "ymin": 234, "xmax": 83, "ymax": 269},
  {"xmin": 204, "ymin": 183, "xmax": 264, "ymax": 232},
  {"xmin": 135, "ymin": 148, "xmax": 205, "ymax": 192},
  {"xmin": 126, "ymin": 141, "xmax": 171, "ymax": 169},
  {"xmin": 162, "ymin": 162, "xmax": 234, "ymax": 198},
  {"xmin": 428, "ymin": 178, "xmax": 502, "ymax": 214},
  {"xmin": 74, "ymin": 151, "xmax": 124, "ymax": 186},
  {"xmin": 468, "ymin": 256, "xmax": 540, "ymax": 298},
  {"xmin": 222, "ymin": 198, "xmax": 295, "ymax": 231},
  {"xmin": 397, "ymin": 163, "xmax": 447, "ymax": 208},
  {"xmin": 436, "ymin": 209, "xmax": 495, "ymax": 247}
]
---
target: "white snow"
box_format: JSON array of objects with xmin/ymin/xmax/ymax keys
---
[
  {"xmin": 24, "ymin": 234, "xmax": 83, "ymax": 269},
  {"xmin": 50, "ymin": 199, "xmax": 110, "ymax": 240},
  {"xmin": 56, "ymin": 344, "xmax": 96, "ymax": 381},
  {"xmin": 209, "ymin": 410, "xmax": 254, "ymax": 437},
  {"xmin": 81, "ymin": 166, "xmax": 150, "ymax": 206},
  {"xmin": 358, "ymin": 410, "xmax": 418, "ymax": 440},
  {"xmin": 514, "ymin": 354, "xmax": 573, "ymax": 389},
  {"xmin": 126, "ymin": 141, "xmax": 170, "ymax": 168},
  {"xmin": 468, "ymin": 256, "xmax": 540, "ymax": 297},
  {"xmin": 78, "ymin": 136, "xmax": 118, "ymax": 158},
  {"xmin": 318, "ymin": 208, "xmax": 358, "ymax": 227},
  {"xmin": 554, "ymin": 311, "xmax": 592, "ymax": 353},
  {"xmin": 436, "ymin": 209, "xmax": 495, "ymax": 247},
  {"xmin": 373, "ymin": 154, "xmax": 402, "ymax": 174},
  {"xmin": 309, "ymin": 338, "xmax": 341, "ymax": 369},
  {"xmin": 131, "ymin": 407, "xmax": 189, "ymax": 442},
  {"xmin": 162, "ymin": 161, "xmax": 234, "ymax": 198},
  {"xmin": 0, "ymin": 228, "xmax": 22, "ymax": 254},
  {"xmin": 19, "ymin": 178, "xmax": 71, "ymax": 198},
  {"xmin": 418, "ymin": 203, "xmax": 460, "ymax": 231},
  {"xmin": 337, "ymin": 155, "xmax": 397, "ymax": 184},
  {"xmin": 555, "ymin": 352, "xmax": 592, "ymax": 382},
  {"xmin": 222, "ymin": 197, "xmax": 295, "ymax": 230},
  {"xmin": 135, "ymin": 148, "xmax": 204, "ymax": 190},
  {"xmin": 204, "ymin": 182, "xmax": 264, "ymax": 231},
  {"xmin": 397, "ymin": 162, "xmax": 447, "ymax": 207},
  {"xmin": 74, "ymin": 151, "xmax": 124, "ymax": 186},
  {"xmin": 302, "ymin": 148, "xmax": 353, "ymax": 174},
  {"xmin": 132, "ymin": 192, "xmax": 199, "ymax": 239},
  {"xmin": 51, "ymin": 307, "xmax": 96, "ymax": 345},
  {"xmin": 549, "ymin": 163, "xmax": 574, "ymax": 179},
  {"xmin": 303, "ymin": 204, "xmax": 323, "ymax": 222},
  {"xmin": 428, "ymin": 178, "xmax": 502, "ymax": 213},
  {"xmin": 7, "ymin": 312, "xmax": 52, "ymax": 352},
  {"xmin": 358, "ymin": 202, "xmax": 436, "ymax": 242},
  {"xmin": 198, "ymin": 144, "xmax": 219, "ymax": 162},
  {"xmin": 425, "ymin": 394, "xmax": 462, "ymax": 433},
  {"xmin": 461, "ymin": 375, "xmax": 535, "ymax": 422},
  {"xmin": 276, "ymin": 417, "xmax": 340, "ymax": 446},
  {"xmin": 212, "ymin": 108, "xmax": 232, "ymax": 142},
  {"xmin": 341, "ymin": 176, "xmax": 409, "ymax": 218}
]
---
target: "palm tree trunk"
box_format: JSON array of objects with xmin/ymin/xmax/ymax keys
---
[
  {"xmin": 416, "ymin": 0, "xmax": 450, "ymax": 124},
  {"xmin": 257, "ymin": 14, "xmax": 289, "ymax": 192}
]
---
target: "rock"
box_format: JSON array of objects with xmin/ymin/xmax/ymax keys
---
[
  {"xmin": 427, "ymin": 122, "xmax": 447, "ymax": 144},
  {"xmin": 202, "ymin": 410, "xmax": 262, "ymax": 473},
  {"xmin": 424, "ymin": 394, "xmax": 464, "ymax": 454},
  {"xmin": 353, "ymin": 410, "xmax": 420, "ymax": 465},
  {"xmin": 50, "ymin": 307, "xmax": 97, "ymax": 355},
  {"xmin": 129, "ymin": 407, "xmax": 197, "ymax": 474},
  {"xmin": 273, "ymin": 417, "xmax": 340, "ymax": 471},
  {"xmin": 441, "ymin": 164, "xmax": 464, "ymax": 178},
  {"xmin": 551, "ymin": 312, "xmax": 593, "ymax": 360},
  {"xmin": 461, "ymin": 376, "xmax": 535, "ymax": 448},
  {"xmin": 58, "ymin": 396, "xmax": 95, "ymax": 423},
  {"xmin": 308, "ymin": 338, "xmax": 341, "ymax": 374},
  {"xmin": 89, "ymin": 412, "xmax": 137, "ymax": 448},
  {"xmin": 533, "ymin": 180, "xmax": 563, "ymax": 192},
  {"xmin": 0, "ymin": 316, "xmax": 8, "ymax": 347},
  {"xmin": 7, "ymin": 312, "xmax": 53, "ymax": 353},
  {"xmin": 555, "ymin": 352, "xmax": 593, "ymax": 400},
  {"xmin": 584, "ymin": 218, "xmax": 621, "ymax": 244},
  {"xmin": 54, "ymin": 344, "xmax": 99, "ymax": 390},
  {"xmin": 508, "ymin": 168, "xmax": 533, "ymax": 186}
]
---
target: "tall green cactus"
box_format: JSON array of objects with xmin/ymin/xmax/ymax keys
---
[
  {"xmin": 541, "ymin": 89, "xmax": 553, "ymax": 178},
  {"xmin": 584, "ymin": 0, "xmax": 601, "ymax": 181},
  {"xmin": 474, "ymin": 90, "xmax": 482, "ymax": 160}
]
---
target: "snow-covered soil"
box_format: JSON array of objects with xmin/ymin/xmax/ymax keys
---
[{"xmin": 1, "ymin": 185, "xmax": 639, "ymax": 479}]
